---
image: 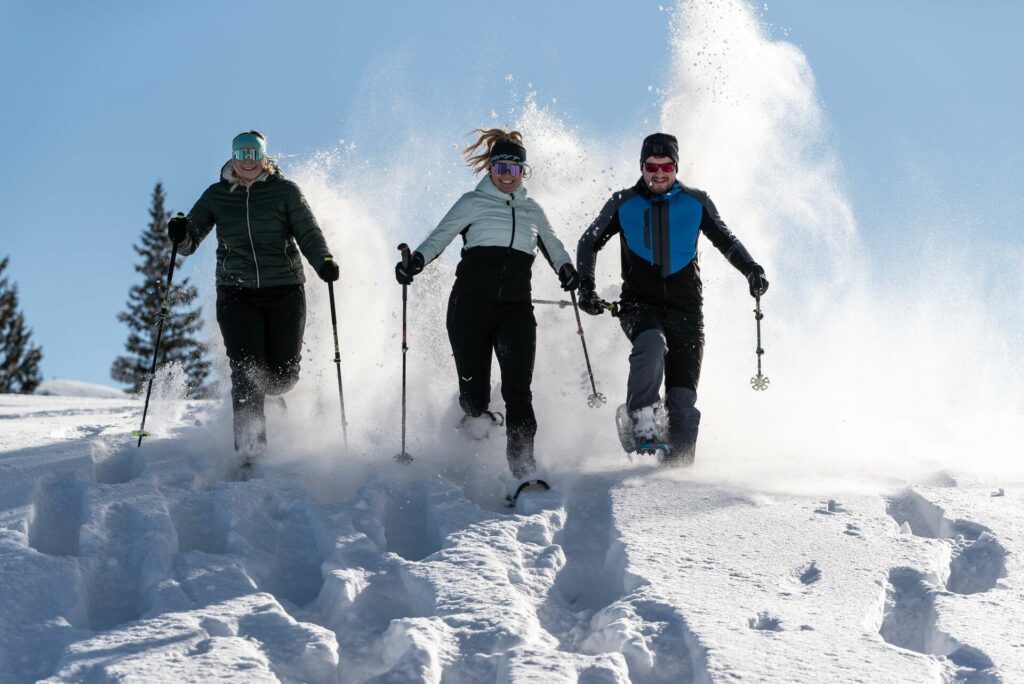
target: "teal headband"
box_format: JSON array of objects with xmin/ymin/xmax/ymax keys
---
[{"xmin": 232, "ymin": 131, "xmax": 267, "ymax": 156}]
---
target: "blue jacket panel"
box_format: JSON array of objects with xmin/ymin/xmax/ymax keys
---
[{"xmin": 617, "ymin": 185, "xmax": 706, "ymax": 277}]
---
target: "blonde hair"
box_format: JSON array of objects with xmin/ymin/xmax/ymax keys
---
[
  {"xmin": 462, "ymin": 128, "xmax": 530, "ymax": 177},
  {"xmin": 227, "ymin": 157, "xmax": 279, "ymax": 190}
]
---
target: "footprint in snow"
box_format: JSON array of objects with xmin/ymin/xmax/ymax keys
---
[
  {"xmin": 797, "ymin": 561, "xmax": 821, "ymax": 585},
  {"xmin": 814, "ymin": 499, "xmax": 847, "ymax": 515},
  {"xmin": 748, "ymin": 612, "xmax": 783, "ymax": 632},
  {"xmin": 886, "ymin": 489, "xmax": 1007, "ymax": 595}
]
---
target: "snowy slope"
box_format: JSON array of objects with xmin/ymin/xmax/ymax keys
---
[
  {"xmin": 34, "ymin": 380, "xmax": 128, "ymax": 399},
  {"xmin": 1, "ymin": 394, "xmax": 1020, "ymax": 683}
]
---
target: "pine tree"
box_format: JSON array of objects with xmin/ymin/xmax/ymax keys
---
[
  {"xmin": 111, "ymin": 182, "xmax": 210, "ymax": 397},
  {"xmin": 0, "ymin": 257, "xmax": 43, "ymax": 393}
]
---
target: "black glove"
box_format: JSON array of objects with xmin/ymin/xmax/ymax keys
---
[
  {"xmin": 558, "ymin": 263, "xmax": 580, "ymax": 291},
  {"xmin": 167, "ymin": 214, "xmax": 188, "ymax": 245},
  {"xmin": 317, "ymin": 257, "xmax": 340, "ymax": 283},
  {"xmin": 577, "ymin": 279, "xmax": 606, "ymax": 316},
  {"xmin": 746, "ymin": 264, "xmax": 769, "ymax": 298},
  {"xmin": 395, "ymin": 251, "xmax": 425, "ymax": 285}
]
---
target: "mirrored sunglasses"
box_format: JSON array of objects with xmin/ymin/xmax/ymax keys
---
[
  {"xmin": 492, "ymin": 162, "xmax": 522, "ymax": 177},
  {"xmin": 644, "ymin": 162, "xmax": 676, "ymax": 173},
  {"xmin": 233, "ymin": 148, "xmax": 264, "ymax": 161}
]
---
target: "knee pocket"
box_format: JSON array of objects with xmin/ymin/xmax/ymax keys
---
[{"xmin": 632, "ymin": 328, "xmax": 667, "ymax": 358}]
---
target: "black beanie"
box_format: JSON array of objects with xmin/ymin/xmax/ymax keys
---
[
  {"xmin": 640, "ymin": 133, "xmax": 679, "ymax": 164},
  {"xmin": 490, "ymin": 140, "xmax": 527, "ymax": 164}
]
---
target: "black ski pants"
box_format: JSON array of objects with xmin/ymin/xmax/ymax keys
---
[
  {"xmin": 216, "ymin": 284, "xmax": 306, "ymax": 450},
  {"xmin": 446, "ymin": 290, "xmax": 537, "ymax": 477},
  {"xmin": 618, "ymin": 301, "xmax": 704, "ymax": 459}
]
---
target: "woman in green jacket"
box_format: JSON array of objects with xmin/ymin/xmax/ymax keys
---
[{"xmin": 168, "ymin": 130, "xmax": 339, "ymax": 460}]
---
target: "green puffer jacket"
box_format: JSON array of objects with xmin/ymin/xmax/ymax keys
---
[{"xmin": 179, "ymin": 162, "xmax": 332, "ymax": 288}]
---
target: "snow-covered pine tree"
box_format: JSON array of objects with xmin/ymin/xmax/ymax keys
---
[
  {"xmin": 111, "ymin": 182, "xmax": 210, "ymax": 397},
  {"xmin": 0, "ymin": 257, "xmax": 43, "ymax": 393}
]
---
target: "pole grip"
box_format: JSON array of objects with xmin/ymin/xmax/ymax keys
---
[{"xmin": 398, "ymin": 243, "xmax": 411, "ymax": 269}]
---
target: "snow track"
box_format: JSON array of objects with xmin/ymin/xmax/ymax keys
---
[
  {"xmin": 880, "ymin": 487, "xmax": 1013, "ymax": 682},
  {"xmin": 28, "ymin": 472, "xmax": 87, "ymax": 557},
  {"xmin": 3, "ymin": 396, "xmax": 1024, "ymax": 682}
]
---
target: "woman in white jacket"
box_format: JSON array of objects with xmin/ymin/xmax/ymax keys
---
[{"xmin": 395, "ymin": 128, "xmax": 580, "ymax": 481}]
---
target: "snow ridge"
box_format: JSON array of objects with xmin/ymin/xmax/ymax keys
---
[
  {"xmin": 2, "ymin": 404, "xmax": 702, "ymax": 683},
  {"xmin": 882, "ymin": 488, "xmax": 1009, "ymax": 683}
]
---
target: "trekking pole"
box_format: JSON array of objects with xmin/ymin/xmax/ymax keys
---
[
  {"xmin": 327, "ymin": 275, "xmax": 350, "ymax": 447},
  {"xmin": 395, "ymin": 243, "xmax": 413, "ymax": 464},
  {"xmin": 568, "ymin": 290, "xmax": 607, "ymax": 408},
  {"xmin": 133, "ymin": 213, "xmax": 183, "ymax": 446},
  {"xmin": 750, "ymin": 293, "xmax": 769, "ymax": 391},
  {"xmin": 532, "ymin": 298, "xmax": 572, "ymax": 308},
  {"xmin": 533, "ymin": 298, "xmax": 619, "ymax": 315}
]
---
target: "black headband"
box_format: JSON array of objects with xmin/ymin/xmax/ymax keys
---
[{"xmin": 490, "ymin": 140, "xmax": 527, "ymax": 164}]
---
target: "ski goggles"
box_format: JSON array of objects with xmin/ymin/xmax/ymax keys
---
[
  {"xmin": 233, "ymin": 147, "xmax": 264, "ymax": 162},
  {"xmin": 491, "ymin": 162, "xmax": 523, "ymax": 177},
  {"xmin": 644, "ymin": 161, "xmax": 676, "ymax": 173}
]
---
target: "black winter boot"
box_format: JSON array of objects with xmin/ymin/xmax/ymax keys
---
[{"xmin": 507, "ymin": 431, "xmax": 537, "ymax": 479}]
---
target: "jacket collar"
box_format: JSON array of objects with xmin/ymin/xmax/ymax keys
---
[
  {"xmin": 476, "ymin": 175, "xmax": 527, "ymax": 202},
  {"xmin": 221, "ymin": 161, "xmax": 275, "ymax": 191}
]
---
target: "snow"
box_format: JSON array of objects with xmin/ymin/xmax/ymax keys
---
[
  {"xmin": 4, "ymin": 1, "xmax": 1022, "ymax": 682},
  {"xmin": 34, "ymin": 379, "xmax": 129, "ymax": 399},
  {"xmin": 1, "ymin": 394, "xmax": 1021, "ymax": 683}
]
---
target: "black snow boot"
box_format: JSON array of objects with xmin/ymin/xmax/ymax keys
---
[
  {"xmin": 507, "ymin": 431, "xmax": 537, "ymax": 479},
  {"xmin": 660, "ymin": 440, "xmax": 695, "ymax": 468}
]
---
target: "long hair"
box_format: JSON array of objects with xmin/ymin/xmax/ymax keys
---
[{"xmin": 462, "ymin": 128, "xmax": 529, "ymax": 176}]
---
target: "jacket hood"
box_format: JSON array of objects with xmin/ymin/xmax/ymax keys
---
[{"xmin": 476, "ymin": 174, "xmax": 527, "ymax": 201}]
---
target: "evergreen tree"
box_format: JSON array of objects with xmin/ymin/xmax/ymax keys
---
[
  {"xmin": 111, "ymin": 182, "xmax": 210, "ymax": 397},
  {"xmin": 0, "ymin": 257, "xmax": 43, "ymax": 393}
]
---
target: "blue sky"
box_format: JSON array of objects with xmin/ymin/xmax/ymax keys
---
[{"xmin": 1, "ymin": 0, "xmax": 1021, "ymax": 386}]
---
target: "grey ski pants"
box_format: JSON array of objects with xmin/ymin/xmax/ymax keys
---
[{"xmin": 618, "ymin": 302, "xmax": 703, "ymax": 456}]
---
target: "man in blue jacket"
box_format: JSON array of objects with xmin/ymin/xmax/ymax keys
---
[{"xmin": 576, "ymin": 133, "xmax": 769, "ymax": 466}]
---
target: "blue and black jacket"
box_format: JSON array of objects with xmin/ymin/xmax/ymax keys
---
[{"xmin": 577, "ymin": 178, "xmax": 758, "ymax": 309}]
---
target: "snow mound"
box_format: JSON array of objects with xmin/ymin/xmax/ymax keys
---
[{"xmin": 34, "ymin": 379, "xmax": 128, "ymax": 399}]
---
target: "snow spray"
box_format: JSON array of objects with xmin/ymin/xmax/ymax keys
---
[{"xmin": 185, "ymin": 0, "xmax": 1023, "ymax": 492}]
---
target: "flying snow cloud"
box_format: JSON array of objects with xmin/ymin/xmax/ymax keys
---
[{"xmin": 185, "ymin": 0, "xmax": 1021, "ymax": 490}]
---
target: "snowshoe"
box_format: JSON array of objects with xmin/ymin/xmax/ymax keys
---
[
  {"xmin": 232, "ymin": 448, "xmax": 264, "ymax": 481},
  {"xmin": 234, "ymin": 457, "xmax": 256, "ymax": 481},
  {"xmin": 615, "ymin": 404, "xmax": 635, "ymax": 453},
  {"xmin": 635, "ymin": 441, "xmax": 671, "ymax": 456},
  {"xmin": 505, "ymin": 478, "xmax": 551, "ymax": 506},
  {"xmin": 615, "ymin": 403, "xmax": 669, "ymax": 456},
  {"xmin": 457, "ymin": 410, "xmax": 505, "ymax": 441}
]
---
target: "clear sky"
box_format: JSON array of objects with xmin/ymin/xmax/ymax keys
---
[{"xmin": 1, "ymin": 0, "xmax": 1021, "ymax": 387}]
